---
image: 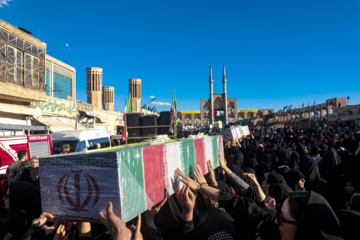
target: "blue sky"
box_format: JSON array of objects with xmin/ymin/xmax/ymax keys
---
[{"xmin": 1, "ymin": 0, "xmax": 360, "ymax": 112}]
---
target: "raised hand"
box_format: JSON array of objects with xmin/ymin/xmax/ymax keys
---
[
  {"xmin": 243, "ymin": 173, "xmax": 259, "ymax": 186},
  {"xmin": 243, "ymin": 173, "xmax": 266, "ymax": 202},
  {"xmin": 53, "ymin": 223, "xmax": 71, "ymax": 240},
  {"xmin": 32, "ymin": 212, "xmax": 54, "ymax": 227},
  {"xmin": 175, "ymin": 186, "xmax": 196, "ymax": 221},
  {"xmin": 264, "ymin": 197, "xmax": 276, "ymax": 210},
  {"xmin": 355, "ymin": 142, "xmax": 360, "ymax": 156},
  {"xmin": 194, "ymin": 165, "xmax": 207, "ymax": 184},
  {"xmin": 218, "ymin": 152, "xmax": 227, "ymax": 169},
  {"xmin": 98, "ymin": 201, "xmax": 132, "ymax": 240},
  {"xmin": 144, "ymin": 198, "xmax": 167, "ymax": 229},
  {"xmin": 176, "ymin": 168, "xmax": 200, "ymax": 191},
  {"xmin": 145, "ymin": 198, "xmax": 167, "ymax": 220},
  {"xmin": 207, "ymin": 160, "xmax": 217, "ymax": 186},
  {"xmin": 131, "ymin": 213, "xmax": 143, "ymax": 240}
]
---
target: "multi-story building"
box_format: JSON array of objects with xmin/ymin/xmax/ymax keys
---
[
  {"xmin": 275, "ymin": 98, "xmax": 360, "ymax": 128},
  {"xmin": 0, "ymin": 19, "xmax": 48, "ymax": 134},
  {"xmin": 0, "ymin": 19, "xmax": 123, "ymax": 135}
]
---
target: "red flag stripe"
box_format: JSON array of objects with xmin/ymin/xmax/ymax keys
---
[
  {"xmin": 194, "ymin": 138, "xmax": 206, "ymax": 174},
  {"xmin": 142, "ymin": 144, "xmax": 167, "ymax": 209}
]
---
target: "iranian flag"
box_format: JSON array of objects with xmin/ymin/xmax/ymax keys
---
[
  {"xmin": 169, "ymin": 90, "xmax": 178, "ymax": 134},
  {"xmin": 117, "ymin": 135, "xmax": 223, "ymax": 221},
  {"xmin": 121, "ymin": 104, "xmax": 127, "ymax": 142},
  {"xmin": 40, "ymin": 135, "xmax": 225, "ymax": 223},
  {"xmin": 121, "ymin": 93, "xmax": 133, "ymax": 142},
  {"xmin": 214, "ymin": 110, "xmax": 224, "ymax": 117}
]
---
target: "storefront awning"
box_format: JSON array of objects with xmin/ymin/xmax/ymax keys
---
[
  {"xmin": 0, "ymin": 123, "xmax": 49, "ymax": 131},
  {"xmin": 31, "ymin": 116, "xmax": 88, "ymax": 132}
]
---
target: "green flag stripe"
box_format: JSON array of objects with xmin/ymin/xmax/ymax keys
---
[
  {"xmin": 180, "ymin": 139, "xmax": 196, "ymax": 179},
  {"xmin": 212, "ymin": 136, "xmax": 220, "ymax": 168},
  {"xmin": 118, "ymin": 148, "xmax": 146, "ymax": 221}
]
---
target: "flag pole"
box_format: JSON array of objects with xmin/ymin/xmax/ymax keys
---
[{"xmin": 174, "ymin": 118, "xmax": 177, "ymax": 139}]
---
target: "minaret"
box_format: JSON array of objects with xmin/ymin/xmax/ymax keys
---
[
  {"xmin": 209, "ymin": 66, "xmax": 214, "ymax": 124},
  {"xmin": 223, "ymin": 65, "xmax": 228, "ymax": 124}
]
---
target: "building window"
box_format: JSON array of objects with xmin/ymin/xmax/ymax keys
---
[
  {"xmin": 1, "ymin": 30, "xmax": 9, "ymax": 42},
  {"xmin": 6, "ymin": 45, "xmax": 23, "ymax": 84},
  {"xmin": 45, "ymin": 61, "xmax": 73, "ymax": 100},
  {"xmin": 0, "ymin": 43, "xmax": 24, "ymax": 84},
  {"xmin": 24, "ymin": 53, "xmax": 41, "ymax": 88},
  {"xmin": 0, "ymin": 28, "xmax": 45, "ymax": 89},
  {"xmin": 45, "ymin": 61, "xmax": 52, "ymax": 96},
  {"xmin": 53, "ymin": 65, "xmax": 72, "ymax": 100},
  {"xmin": 0, "ymin": 42, "xmax": 6, "ymax": 81}
]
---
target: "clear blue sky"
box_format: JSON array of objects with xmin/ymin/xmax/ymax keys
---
[{"xmin": 1, "ymin": 0, "xmax": 360, "ymax": 112}]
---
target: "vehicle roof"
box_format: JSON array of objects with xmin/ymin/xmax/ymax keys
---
[{"xmin": 51, "ymin": 130, "xmax": 109, "ymax": 141}]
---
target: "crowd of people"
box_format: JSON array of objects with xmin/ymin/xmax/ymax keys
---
[{"xmin": 1, "ymin": 125, "xmax": 360, "ymax": 240}]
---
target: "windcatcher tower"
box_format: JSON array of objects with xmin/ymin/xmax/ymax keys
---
[
  {"xmin": 128, "ymin": 78, "xmax": 142, "ymax": 112},
  {"xmin": 86, "ymin": 67, "xmax": 103, "ymax": 109},
  {"xmin": 103, "ymin": 86, "xmax": 114, "ymax": 111}
]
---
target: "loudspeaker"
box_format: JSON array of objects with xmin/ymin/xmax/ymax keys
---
[
  {"xmin": 140, "ymin": 115, "xmax": 158, "ymax": 136},
  {"xmin": 158, "ymin": 111, "xmax": 171, "ymax": 135},
  {"xmin": 126, "ymin": 113, "xmax": 141, "ymax": 137}
]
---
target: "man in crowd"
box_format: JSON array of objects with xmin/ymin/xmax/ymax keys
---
[
  {"xmin": 60, "ymin": 144, "xmax": 71, "ymax": 154},
  {"xmin": 6, "ymin": 150, "xmax": 31, "ymax": 183},
  {"xmin": 20, "ymin": 156, "xmax": 39, "ymax": 184}
]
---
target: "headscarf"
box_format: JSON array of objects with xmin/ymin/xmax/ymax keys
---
[
  {"xmin": 234, "ymin": 152, "xmax": 244, "ymax": 168},
  {"xmin": 3, "ymin": 181, "xmax": 42, "ymax": 239},
  {"xmin": 20, "ymin": 167, "xmax": 39, "ymax": 184},
  {"xmin": 268, "ymin": 183, "xmax": 293, "ymax": 206},
  {"xmin": 154, "ymin": 195, "xmax": 191, "ymax": 240},
  {"xmin": 300, "ymin": 157, "xmax": 320, "ymax": 182},
  {"xmin": 261, "ymin": 154, "xmax": 272, "ymax": 167},
  {"xmin": 300, "ymin": 157, "xmax": 331, "ymax": 200},
  {"xmin": 318, "ymin": 148, "xmax": 348, "ymax": 189},
  {"xmin": 293, "ymin": 191, "xmax": 343, "ymax": 240},
  {"xmin": 226, "ymin": 155, "xmax": 236, "ymax": 165},
  {"xmin": 349, "ymin": 195, "xmax": 360, "ymax": 212},
  {"xmin": 284, "ymin": 169, "xmax": 306, "ymax": 191},
  {"xmin": 295, "ymin": 143, "xmax": 308, "ymax": 158},
  {"xmin": 246, "ymin": 158, "xmax": 258, "ymax": 169},
  {"xmin": 196, "ymin": 209, "xmax": 238, "ymax": 240},
  {"xmin": 289, "ymin": 152, "xmax": 301, "ymax": 170},
  {"xmin": 9, "ymin": 181, "xmax": 41, "ymax": 220},
  {"xmin": 266, "ymin": 173, "xmax": 287, "ymax": 185},
  {"xmin": 255, "ymin": 161, "xmax": 271, "ymax": 184},
  {"xmin": 335, "ymin": 210, "xmax": 360, "ymax": 240}
]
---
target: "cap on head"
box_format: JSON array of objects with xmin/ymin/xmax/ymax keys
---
[
  {"xmin": 62, "ymin": 144, "xmax": 70, "ymax": 148},
  {"xmin": 31, "ymin": 155, "xmax": 39, "ymax": 160}
]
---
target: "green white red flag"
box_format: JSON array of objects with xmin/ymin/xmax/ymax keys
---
[
  {"xmin": 40, "ymin": 135, "xmax": 224, "ymax": 223},
  {"xmin": 169, "ymin": 89, "xmax": 178, "ymax": 134}
]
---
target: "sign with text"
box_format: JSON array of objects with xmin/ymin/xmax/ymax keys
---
[{"xmin": 32, "ymin": 97, "xmax": 76, "ymax": 117}]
